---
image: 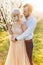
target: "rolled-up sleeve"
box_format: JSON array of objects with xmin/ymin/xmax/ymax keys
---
[{"xmin": 16, "ymin": 19, "xmax": 37, "ymax": 40}]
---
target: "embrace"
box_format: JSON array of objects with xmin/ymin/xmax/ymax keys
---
[{"xmin": 4, "ymin": 4, "xmax": 37, "ymax": 65}]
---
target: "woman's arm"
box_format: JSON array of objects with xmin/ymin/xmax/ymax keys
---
[
  {"xmin": 21, "ymin": 23, "xmax": 26, "ymax": 32},
  {"xmin": 7, "ymin": 23, "xmax": 13, "ymax": 35}
]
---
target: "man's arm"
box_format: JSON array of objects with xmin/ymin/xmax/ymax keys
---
[{"xmin": 16, "ymin": 20, "xmax": 37, "ymax": 40}]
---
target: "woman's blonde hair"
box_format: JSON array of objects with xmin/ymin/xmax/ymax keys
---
[
  {"xmin": 12, "ymin": 9, "xmax": 20, "ymax": 16},
  {"xmin": 11, "ymin": 9, "xmax": 20, "ymax": 22}
]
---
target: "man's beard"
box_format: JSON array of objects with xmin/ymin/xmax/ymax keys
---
[
  {"xmin": 25, "ymin": 15, "xmax": 29, "ymax": 19},
  {"xmin": 24, "ymin": 13, "xmax": 30, "ymax": 19}
]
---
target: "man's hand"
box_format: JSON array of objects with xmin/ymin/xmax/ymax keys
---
[
  {"xmin": 11, "ymin": 36, "xmax": 18, "ymax": 42},
  {"xmin": 11, "ymin": 38, "xmax": 18, "ymax": 42}
]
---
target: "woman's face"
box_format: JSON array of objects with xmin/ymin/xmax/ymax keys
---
[{"xmin": 13, "ymin": 14, "xmax": 20, "ymax": 22}]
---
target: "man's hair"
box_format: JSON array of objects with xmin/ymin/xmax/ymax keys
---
[{"xmin": 23, "ymin": 4, "xmax": 32, "ymax": 13}]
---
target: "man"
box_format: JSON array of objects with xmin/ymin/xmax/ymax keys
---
[{"xmin": 15, "ymin": 4, "xmax": 37, "ymax": 65}]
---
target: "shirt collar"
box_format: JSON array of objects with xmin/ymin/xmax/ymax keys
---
[{"xmin": 26, "ymin": 14, "xmax": 32, "ymax": 21}]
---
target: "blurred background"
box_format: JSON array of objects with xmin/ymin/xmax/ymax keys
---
[{"xmin": 0, "ymin": 0, "xmax": 43, "ymax": 65}]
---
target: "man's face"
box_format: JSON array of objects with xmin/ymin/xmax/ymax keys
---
[{"xmin": 23, "ymin": 6, "xmax": 30, "ymax": 18}]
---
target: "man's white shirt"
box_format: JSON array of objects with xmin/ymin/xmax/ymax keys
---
[{"xmin": 16, "ymin": 15, "xmax": 37, "ymax": 40}]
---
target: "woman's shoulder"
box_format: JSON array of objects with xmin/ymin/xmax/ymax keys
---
[{"xmin": 20, "ymin": 20, "xmax": 25, "ymax": 25}]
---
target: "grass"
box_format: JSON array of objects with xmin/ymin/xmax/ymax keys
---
[
  {"xmin": 0, "ymin": 20, "xmax": 43, "ymax": 65},
  {"xmin": 33, "ymin": 20, "xmax": 43, "ymax": 65},
  {"xmin": 0, "ymin": 31, "xmax": 9, "ymax": 65}
]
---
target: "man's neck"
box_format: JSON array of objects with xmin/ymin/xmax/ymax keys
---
[
  {"xmin": 25, "ymin": 16, "xmax": 29, "ymax": 19},
  {"xmin": 25, "ymin": 14, "xmax": 31, "ymax": 19}
]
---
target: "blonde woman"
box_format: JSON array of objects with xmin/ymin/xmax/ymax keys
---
[{"xmin": 4, "ymin": 9, "xmax": 30, "ymax": 65}]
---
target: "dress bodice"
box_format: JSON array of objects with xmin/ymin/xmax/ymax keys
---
[{"xmin": 11, "ymin": 22, "xmax": 23, "ymax": 37}]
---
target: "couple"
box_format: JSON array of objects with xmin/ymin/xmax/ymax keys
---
[{"xmin": 4, "ymin": 4, "xmax": 37, "ymax": 65}]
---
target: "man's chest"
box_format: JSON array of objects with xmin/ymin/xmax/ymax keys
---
[{"xmin": 25, "ymin": 21, "xmax": 31, "ymax": 28}]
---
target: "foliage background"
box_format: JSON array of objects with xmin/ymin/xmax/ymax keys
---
[{"xmin": 0, "ymin": 0, "xmax": 43, "ymax": 65}]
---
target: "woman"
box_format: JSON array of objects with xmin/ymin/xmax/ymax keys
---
[{"xmin": 4, "ymin": 9, "xmax": 30, "ymax": 65}]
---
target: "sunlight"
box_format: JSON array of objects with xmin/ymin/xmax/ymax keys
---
[{"xmin": 22, "ymin": 0, "xmax": 43, "ymax": 12}]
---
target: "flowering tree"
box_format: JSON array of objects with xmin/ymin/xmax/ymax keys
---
[
  {"xmin": 0, "ymin": 0, "xmax": 22, "ymax": 31},
  {"xmin": 0, "ymin": 0, "xmax": 22, "ymax": 23}
]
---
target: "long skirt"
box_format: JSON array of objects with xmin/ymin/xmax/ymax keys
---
[{"xmin": 4, "ymin": 40, "xmax": 30, "ymax": 65}]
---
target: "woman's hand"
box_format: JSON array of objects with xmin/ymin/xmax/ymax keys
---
[{"xmin": 11, "ymin": 36, "xmax": 15, "ymax": 42}]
